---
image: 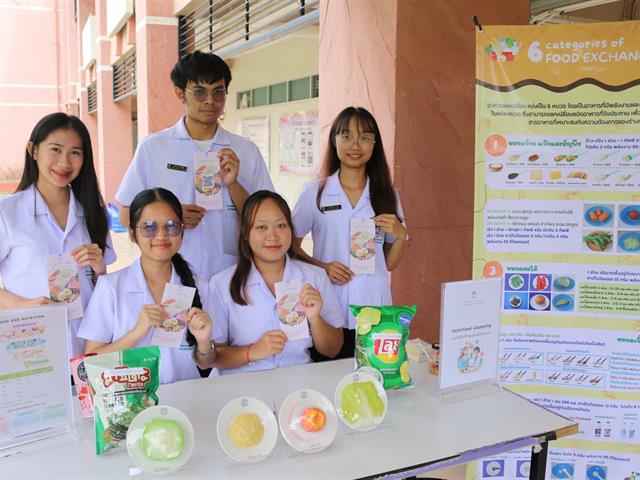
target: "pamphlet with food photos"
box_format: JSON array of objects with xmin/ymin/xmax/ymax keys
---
[
  {"xmin": 194, "ymin": 152, "xmax": 223, "ymax": 210},
  {"xmin": 275, "ymin": 279, "xmax": 310, "ymax": 341},
  {"xmin": 150, "ymin": 283, "xmax": 196, "ymax": 349},
  {"xmin": 349, "ymin": 218, "xmax": 376, "ymax": 275},
  {"xmin": 46, "ymin": 254, "xmax": 82, "ymax": 320}
]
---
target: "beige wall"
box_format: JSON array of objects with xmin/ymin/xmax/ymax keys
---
[{"xmin": 220, "ymin": 27, "xmax": 319, "ymax": 208}]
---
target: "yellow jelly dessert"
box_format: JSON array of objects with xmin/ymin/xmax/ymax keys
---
[{"xmin": 228, "ymin": 412, "xmax": 264, "ymax": 449}]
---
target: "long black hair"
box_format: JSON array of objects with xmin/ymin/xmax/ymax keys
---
[
  {"xmin": 316, "ymin": 106, "xmax": 399, "ymax": 218},
  {"xmin": 230, "ymin": 190, "xmax": 309, "ymax": 305},
  {"xmin": 17, "ymin": 112, "xmax": 109, "ymax": 253},
  {"xmin": 129, "ymin": 188, "xmax": 200, "ymax": 346}
]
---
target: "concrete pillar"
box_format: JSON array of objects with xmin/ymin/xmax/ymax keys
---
[
  {"xmin": 76, "ymin": 1, "xmax": 99, "ymax": 176},
  {"xmin": 95, "ymin": 0, "xmax": 134, "ymax": 202},
  {"xmin": 135, "ymin": 0, "xmax": 183, "ymax": 140},
  {"xmin": 319, "ymin": 0, "xmax": 530, "ymax": 342}
]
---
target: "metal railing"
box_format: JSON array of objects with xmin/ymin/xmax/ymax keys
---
[
  {"xmin": 87, "ymin": 81, "xmax": 97, "ymax": 113},
  {"xmin": 113, "ymin": 47, "xmax": 137, "ymax": 102},
  {"xmin": 179, "ymin": 0, "xmax": 319, "ymax": 58}
]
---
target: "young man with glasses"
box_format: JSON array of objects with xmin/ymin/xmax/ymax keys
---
[{"xmin": 116, "ymin": 51, "xmax": 273, "ymax": 278}]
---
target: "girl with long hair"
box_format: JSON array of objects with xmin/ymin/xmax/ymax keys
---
[
  {"xmin": 292, "ymin": 107, "xmax": 408, "ymax": 360},
  {"xmin": 78, "ymin": 188, "xmax": 215, "ymax": 384},
  {"xmin": 0, "ymin": 112, "xmax": 115, "ymax": 356},
  {"xmin": 207, "ymin": 190, "xmax": 343, "ymax": 375}
]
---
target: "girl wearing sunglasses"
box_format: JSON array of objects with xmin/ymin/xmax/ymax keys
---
[
  {"xmin": 78, "ymin": 188, "xmax": 215, "ymax": 384},
  {"xmin": 0, "ymin": 113, "xmax": 115, "ymax": 357},
  {"xmin": 204, "ymin": 190, "xmax": 343, "ymax": 375},
  {"xmin": 292, "ymin": 107, "xmax": 407, "ymax": 360}
]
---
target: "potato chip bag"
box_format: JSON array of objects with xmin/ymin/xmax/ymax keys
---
[
  {"xmin": 85, "ymin": 346, "xmax": 161, "ymax": 455},
  {"xmin": 351, "ymin": 305, "xmax": 416, "ymax": 390}
]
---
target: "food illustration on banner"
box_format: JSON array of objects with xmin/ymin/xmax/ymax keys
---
[
  {"xmin": 584, "ymin": 205, "xmax": 613, "ymax": 227},
  {"xmin": 583, "ymin": 231, "xmax": 613, "ymax": 252}
]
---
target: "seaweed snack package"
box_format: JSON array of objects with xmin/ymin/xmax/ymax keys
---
[
  {"xmin": 85, "ymin": 346, "xmax": 161, "ymax": 455},
  {"xmin": 351, "ymin": 305, "xmax": 416, "ymax": 390}
]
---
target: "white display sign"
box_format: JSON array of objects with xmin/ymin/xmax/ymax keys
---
[
  {"xmin": 0, "ymin": 305, "xmax": 74, "ymax": 452},
  {"xmin": 438, "ymin": 278, "xmax": 502, "ymax": 393}
]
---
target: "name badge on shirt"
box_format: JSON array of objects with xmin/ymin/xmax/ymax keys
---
[
  {"xmin": 320, "ymin": 204, "xmax": 342, "ymax": 212},
  {"xmin": 167, "ymin": 163, "xmax": 188, "ymax": 172}
]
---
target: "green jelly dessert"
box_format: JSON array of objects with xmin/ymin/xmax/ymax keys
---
[
  {"xmin": 340, "ymin": 381, "xmax": 385, "ymax": 425},
  {"xmin": 141, "ymin": 418, "xmax": 185, "ymax": 461}
]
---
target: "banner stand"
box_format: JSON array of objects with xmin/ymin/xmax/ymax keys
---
[
  {"xmin": 0, "ymin": 425, "xmax": 78, "ymax": 464},
  {"xmin": 433, "ymin": 381, "xmax": 503, "ymax": 405}
]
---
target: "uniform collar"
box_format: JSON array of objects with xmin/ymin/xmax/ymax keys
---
[
  {"xmin": 171, "ymin": 117, "xmax": 232, "ymax": 147},
  {"xmin": 324, "ymin": 170, "xmax": 371, "ymax": 205},
  {"xmin": 246, "ymin": 255, "xmax": 302, "ymax": 287},
  {"xmin": 125, "ymin": 257, "xmax": 180, "ymax": 298},
  {"xmin": 27, "ymin": 185, "xmax": 84, "ymax": 218}
]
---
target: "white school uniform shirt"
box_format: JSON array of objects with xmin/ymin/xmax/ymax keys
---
[
  {"xmin": 0, "ymin": 186, "xmax": 116, "ymax": 357},
  {"xmin": 115, "ymin": 118, "xmax": 274, "ymax": 278},
  {"xmin": 77, "ymin": 258, "xmax": 209, "ymax": 385},
  {"xmin": 208, "ymin": 256, "xmax": 344, "ymax": 375},
  {"xmin": 292, "ymin": 171, "xmax": 406, "ymax": 329}
]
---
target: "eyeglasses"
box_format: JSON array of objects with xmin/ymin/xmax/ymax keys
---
[
  {"xmin": 336, "ymin": 133, "xmax": 376, "ymax": 147},
  {"xmin": 185, "ymin": 86, "xmax": 227, "ymax": 103},
  {"xmin": 136, "ymin": 220, "xmax": 184, "ymax": 238}
]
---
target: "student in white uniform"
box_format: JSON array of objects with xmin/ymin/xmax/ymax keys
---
[
  {"xmin": 206, "ymin": 190, "xmax": 343, "ymax": 375},
  {"xmin": 78, "ymin": 188, "xmax": 215, "ymax": 384},
  {"xmin": 0, "ymin": 113, "xmax": 116, "ymax": 357},
  {"xmin": 116, "ymin": 51, "xmax": 273, "ymax": 278},
  {"xmin": 292, "ymin": 107, "xmax": 408, "ymax": 360}
]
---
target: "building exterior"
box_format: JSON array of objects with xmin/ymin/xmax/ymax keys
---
[{"xmin": 1, "ymin": 0, "xmax": 535, "ymax": 342}]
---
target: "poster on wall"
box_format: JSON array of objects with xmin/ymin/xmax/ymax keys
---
[
  {"xmin": 279, "ymin": 112, "xmax": 318, "ymax": 175},
  {"xmin": 473, "ymin": 21, "xmax": 640, "ymax": 480},
  {"xmin": 235, "ymin": 116, "xmax": 270, "ymax": 169}
]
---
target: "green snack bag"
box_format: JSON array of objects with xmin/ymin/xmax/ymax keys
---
[
  {"xmin": 85, "ymin": 346, "xmax": 161, "ymax": 455},
  {"xmin": 352, "ymin": 305, "xmax": 416, "ymax": 390}
]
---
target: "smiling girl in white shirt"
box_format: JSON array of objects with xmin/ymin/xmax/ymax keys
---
[
  {"xmin": 292, "ymin": 107, "xmax": 408, "ymax": 360},
  {"xmin": 207, "ymin": 190, "xmax": 343, "ymax": 375},
  {"xmin": 78, "ymin": 188, "xmax": 214, "ymax": 384},
  {"xmin": 0, "ymin": 113, "xmax": 115, "ymax": 356}
]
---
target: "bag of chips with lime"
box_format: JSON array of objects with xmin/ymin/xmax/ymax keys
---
[
  {"xmin": 85, "ymin": 346, "xmax": 161, "ymax": 455},
  {"xmin": 352, "ymin": 305, "xmax": 416, "ymax": 390}
]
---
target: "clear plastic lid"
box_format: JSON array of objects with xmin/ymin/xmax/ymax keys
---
[
  {"xmin": 216, "ymin": 396, "xmax": 278, "ymax": 463},
  {"xmin": 126, "ymin": 405, "xmax": 195, "ymax": 474},
  {"xmin": 334, "ymin": 371, "xmax": 388, "ymax": 432},
  {"xmin": 278, "ymin": 389, "xmax": 338, "ymax": 454}
]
